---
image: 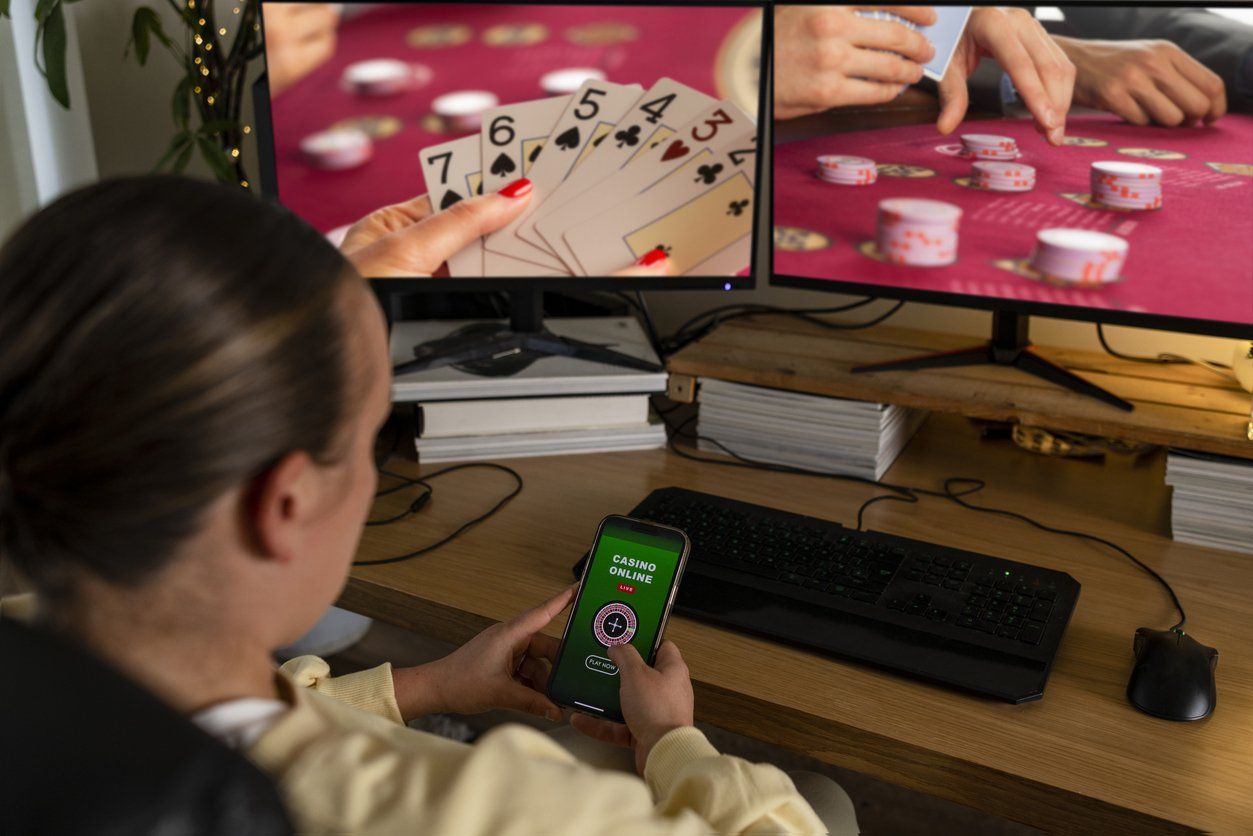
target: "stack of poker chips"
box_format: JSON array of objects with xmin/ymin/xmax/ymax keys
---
[
  {"xmin": 1029, "ymin": 228, "xmax": 1128, "ymax": 287},
  {"xmin": 960, "ymin": 134, "xmax": 1020, "ymax": 160},
  {"xmin": 816, "ymin": 155, "xmax": 877, "ymax": 186},
  {"xmin": 971, "ymin": 161, "xmax": 1036, "ymax": 193},
  {"xmin": 876, "ymin": 198, "xmax": 961, "ymax": 267},
  {"xmin": 300, "ymin": 128, "xmax": 374, "ymax": 170},
  {"xmin": 1090, "ymin": 161, "xmax": 1163, "ymax": 211}
]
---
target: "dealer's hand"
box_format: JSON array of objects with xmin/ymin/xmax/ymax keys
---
[
  {"xmin": 774, "ymin": 5, "xmax": 938, "ymax": 120},
  {"xmin": 939, "ymin": 7, "xmax": 1075, "ymax": 144},
  {"xmin": 569, "ymin": 640, "xmax": 695, "ymax": 775},
  {"xmin": 391, "ymin": 585, "xmax": 575, "ymax": 722},
  {"xmin": 339, "ymin": 181, "xmax": 673, "ymax": 278},
  {"xmin": 1054, "ymin": 37, "xmax": 1226, "ymax": 127}
]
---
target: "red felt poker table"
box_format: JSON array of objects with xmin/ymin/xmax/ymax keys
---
[
  {"xmin": 773, "ymin": 115, "xmax": 1253, "ymax": 329},
  {"xmin": 267, "ymin": 3, "xmax": 761, "ymax": 234}
]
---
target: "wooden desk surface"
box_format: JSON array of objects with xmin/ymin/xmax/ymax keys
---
[{"xmin": 342, "ymin": 414, "xmax": 1253, "ymax": 834}]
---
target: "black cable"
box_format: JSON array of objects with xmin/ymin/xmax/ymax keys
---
[
  {"xmin": 664, "ymin": 298, "xmax": 886, "ymax": 355},
  {"xmin": 632, "ymin": 291, "xmax": 665, "ymax": 362},
  {"xmin": 1096, "ymin": 323, "xmax": 1231, "ymax": 370},
  {"xmin": 355, "ymin": 462, "xmax": 524, "ymax": 567},
  {"xmin": 658, "ymin": 400, "xmax": 1187, "ymax": 632}
]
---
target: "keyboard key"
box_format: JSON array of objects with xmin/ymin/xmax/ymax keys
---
[
  {"xmin": 943, "ymin": 579, "xmax": 962, "ymax": 591},
  {"xmin": 1008, "ymin": 605, "xmax": 1029, "ymax": 618},
  {"xmin": 926, "ymin": 608, "xmax": 946, "ymax": 621},
  {"xmin": 1020, "ymin": 624, "xmax": 1043, "ymax": 645},
  {"xmin": 957, "ymin": 616, "xmax": 978, "ymax": 629},
  {"xmin": 996, "ymin": 577, "xmax": 1016, "ymax": 591},
  {"xmin": 934, "ymin": 555, "xmax": 952, "ymax": 567},
  {"xmin": 1004, "ymin": 616, "xmax": 1023, "ymax": 629},
  {"xmin": 1030, "ymin": 600, "xmax": 1052, "ymax": 622},
  {"xmin": 887, "ymin": 598, "xmax": 906, "ymax": 610},
  {"xmin": 954, "ymin": 560, "xmax": 971, "ymax": 571},
  {"xmin": 906, "ymin": 601, "xmax": 926, "ymax": 616},
  {"xmin": 1037, "ymin": 588, "xmax": 1057, "ymax": 601},
  {"xmin": 803, "ymin": 578, "xmax": 825, "ymax": 590},
  {"xmin": 996, "ymin": 625, "xmax": 1020, "ymax": 639}
]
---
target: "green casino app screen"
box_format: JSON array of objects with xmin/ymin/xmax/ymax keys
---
[{"xmin": 549, "ymin": 517, "xmax": 686, "ymax": 720}]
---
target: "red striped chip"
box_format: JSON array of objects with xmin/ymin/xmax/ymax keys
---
[{"xmin": 1030, "ymin": 228, "xmax": 1128, "ymax": 285}]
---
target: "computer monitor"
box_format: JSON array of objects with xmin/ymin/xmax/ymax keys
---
[{"xmin": 771, "ymin": 4, "xmax": 1253, "ymax": 410}]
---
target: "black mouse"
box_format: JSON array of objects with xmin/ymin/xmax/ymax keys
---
[{"xmin": 1127, "ymin": 627, "xmax": 1217, "ymax": 721}]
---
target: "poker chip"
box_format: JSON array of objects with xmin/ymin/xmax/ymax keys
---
[
  {"xmin": 876, "ymin": 198, "xmax": 961, "ymax": 267},
  {"xmin": 1029, "ymin": 228, "xmax": 1128, "ymax": 286},
  {"xmin": 299, "ymin": 128, "xmax": 373, "ymax": 170},
  {"xmin": 539, "ymin": 67, "xmax": 606, "ymax": 95},
  {"xmin": 971, "ymin": 161, "xmax": 1036, "ymax": 193},
  {"xmin": 816, "ymin": 155, "xmax": 877, "ymax": 186},
  {"xmin": 341, "ymin": 59, "xmax": 430, "ymax": 97},
  {"xmin": 1090, "ymin": 161, "xmax": 1163, "ymax": 211},
  {"xmin": 431, "ymin": 90, "xmax": 500, "ymax": 133},
  {"xmin": 961, "ymin": 134, "xmax": 1020, "ymax": 160}
]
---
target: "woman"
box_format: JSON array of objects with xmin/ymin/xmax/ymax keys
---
[{"xmin": 0, "ymin": 176, "xmax": 850, "ymax": 834}]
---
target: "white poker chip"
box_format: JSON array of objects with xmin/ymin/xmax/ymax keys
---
[
  {"xmin": 299, "ymin": 128, "xmax": 373, "ymax": 170},
  {"xmin": 878, "ymin": 198, "xmax": 962, "ymax": 225},
  {"xmin": 342, "ymin": 59, "xmax": 414, "ymax": 96},
  {"xmin": 1091, "ymin": 161, "xmax": 1162, "ymax": 180},
  {"xmin": 1036, "ymin": 228, "xmax": 1128, "ymax": 255},
  {"xmin": 961, "ymin": 134, "xmax": 1016, "ymax": 148},
  {"xmin": 817, "ymin": 155, "xmax": 875, "ymax": 169},
  {"xmin": 539, "ymin": 67, "xmax": 606, "ymax": 95},
  {"xmin": 432, "ymin": 90, "xmax": 499, "ymax": 132}
]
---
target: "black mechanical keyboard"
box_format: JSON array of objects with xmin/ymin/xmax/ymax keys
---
[{"xmin": 575, "ymin": 487, "xmax": 1080, "ymax": 703}]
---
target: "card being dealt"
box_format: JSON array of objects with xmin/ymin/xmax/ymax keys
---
[{"xmin": 920, "ymin": 6, "xmax": 971, "ymax": 81}]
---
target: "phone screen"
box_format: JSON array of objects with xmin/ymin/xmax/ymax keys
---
[{"xmin": 549, "ymin": 516, "xmax": 687, "ymax": 720}]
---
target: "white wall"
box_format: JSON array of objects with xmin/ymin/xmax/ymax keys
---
[{"xmin": 31, "ymin": 2, "xmax": 1251, "ymax": 363}]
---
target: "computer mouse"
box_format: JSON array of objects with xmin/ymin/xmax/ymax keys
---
[{"xmin": 1127, "ymin": 627, "xmax": 1217, "ymax": 721}]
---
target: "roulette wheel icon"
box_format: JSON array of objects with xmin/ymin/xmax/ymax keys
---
[{"xmin": 592, "ymin": 601, "xmax": 638, "ymax": 647}]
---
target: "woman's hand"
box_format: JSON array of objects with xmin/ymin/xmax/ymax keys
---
[
  {"xmin": 569, "ymin": 640, "xmax": 695, "ymax": 775},
  {"xmin": 939, "ymin": 7, "xmax": 1075, "ymax": 144},
  {"xmin": 774, "ymin": 5, "xmax": 937, "ymax": 120},
  {"xmin": 339, "ymin": 180, "xmax": 673, "ymax": 278},
  {"xmin": 391, "ymin": 585, "xmax": 575, "ymax": 723}
]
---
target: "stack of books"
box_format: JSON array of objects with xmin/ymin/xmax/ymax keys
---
[
  {"xmin": 696, "ymin": 378, "xmax": 927, "ymax": 481},
  {"xmin": 1165, "ymin": 450, "xmax": 1253, "ymax": 555},
  {"xmin": 391, "ymin": 317, "xmax": 667, "ymax": 462}
]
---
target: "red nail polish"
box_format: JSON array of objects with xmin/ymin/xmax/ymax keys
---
[
  {"xmin": 637, "ymin": 247, "xmax": 668, "ymax": 267},
  {"xmin": 499, "ymin": 178, "xmax": 532, "ymax": 198}
]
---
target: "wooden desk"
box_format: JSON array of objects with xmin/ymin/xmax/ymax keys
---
[{"xmin": 342, "ymin": 414, "xmax": 1253, "ymax": 834}]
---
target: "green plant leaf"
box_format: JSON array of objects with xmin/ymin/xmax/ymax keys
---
[
  {"xmin": 196, "ymin": 135, "xmax": 236, "ymax": 183},
  {"xmin": 153, "ymin": 130, "xmax": 191, "ymax": 170},
  {"xmin": 172, "ymin": 142, "xmax": 195, "ymax": 174},
  {"xmin": 0, "ymin": 0, "xmax": 12, "ymax": 19},
  {"xmin": 38, "ymin": 3, "xmax": 69, "ymax": 108},
  {"xmin": 171, "ymin": 75, "xmax": 190, "ymax": 128}
]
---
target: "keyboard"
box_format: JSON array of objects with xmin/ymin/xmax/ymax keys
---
[{"xmin": 575, "ymin": 487, "xmax": 1080, "ymax": 703}]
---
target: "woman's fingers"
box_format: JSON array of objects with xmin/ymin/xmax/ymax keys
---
[{"xmin": 569, "ymin": 712, "xmax": 634, "ymax": 748}]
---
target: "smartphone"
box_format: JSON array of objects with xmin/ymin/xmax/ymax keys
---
[{"xmin": 548, "ymin": 515, "xmax": 690, "ymax": 722}]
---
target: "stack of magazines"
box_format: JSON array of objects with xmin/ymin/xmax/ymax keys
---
[
  {"xmin": 391, "ymin": 317, "xmax": 667, "ymax": 463},
  {"xmin": 1165, "ymin": 450, "xmax": 1253, "ymax": 555},
  {"xmin": 696, "ymin": 378, "xmax": 927, "ymax": 481}
]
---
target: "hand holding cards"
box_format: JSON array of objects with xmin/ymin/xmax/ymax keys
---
[{"xmin": 419, "ymin": 77, "xmax": 758, "ymax": 277}]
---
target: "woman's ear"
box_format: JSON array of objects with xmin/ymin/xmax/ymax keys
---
[{"xmin": 245, "ymin": 451, "xmax": 317, "ymax": 564}]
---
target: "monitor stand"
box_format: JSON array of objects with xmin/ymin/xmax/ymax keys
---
[
  {"xmin": 391, "ymin": 288, "xmax": 663, "ymax": 377},
  {"xmin": 850, "ymin": 310, "xmax": 1134, "ymax": 412}
]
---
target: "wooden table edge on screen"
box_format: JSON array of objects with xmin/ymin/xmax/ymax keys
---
[{"xmin": 665, "ymin": 316, "xmax": 1253, "ymax": 460}]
